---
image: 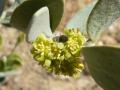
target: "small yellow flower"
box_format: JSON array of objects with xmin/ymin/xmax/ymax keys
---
[{"xmin": 31, "ymin": 29, "xmax": 86, "ymax": 78}]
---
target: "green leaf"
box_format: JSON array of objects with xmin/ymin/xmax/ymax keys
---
[
  {"xmin": 11, "ymin": 0, "xmax": 63, "ymax": 32},
  {"xmin": 87, "ymin": 0, "xmax": 120, "ymax": 41},
  {"xmin": 0, "ymin": 0, "xmax": 5, "ymax": 16},
  {"xmin": 66, "ymin": 1, "xmax": 98, "ymax": 36},
  {"xmin": 27, "ymin": 7, "xmax": 52, "ymax": 42},
  {"xmin": 82, "ymin": 46, "xmax": 120, "ymax": 90},
  {"xmin": 4, "ymin": 53, "xmax": 22, "ymax": 71}
]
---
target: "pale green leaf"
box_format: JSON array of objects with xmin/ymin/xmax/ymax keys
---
[
  {"xmin": 66, "ymin": 1, "xmax": 98, "ymax": 36},
  {"xmin": 87, "ymin": 0, "xmax": 120, "ymax": 41},
  {"xmin": 11, "ymin": 0, "xmax": 63, "ymax": 32},
  {"xmin": 27, "ymin": 7, "xmax": 52, "ymax": 42}
]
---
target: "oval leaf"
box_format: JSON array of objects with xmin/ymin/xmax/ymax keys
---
[
  {"xmin": 11, "ymin": 0, "xmax": 63, "ymax": 32},
  {"xmin": 66, "ymin": 1, "xmax": 98, "ymax": 36},
  {"xmin": 82, "ymin": 46, "xmax": 120, "ymax": 90},
  {"xmin": 87, "ymin": 0, "xmax": 120, "ymax": 41},
  {"xmin": 27, "ymin": 7, "xmax": 52, "ymax": 42}
]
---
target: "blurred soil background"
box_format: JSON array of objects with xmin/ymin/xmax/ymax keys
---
[{"xmin": 0, "ymin": 0, "xmax": 120, "ymax": 90}]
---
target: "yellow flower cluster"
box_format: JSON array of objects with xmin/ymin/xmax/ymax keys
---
[{"xmin": 31, "ymin": 29, "xmax": 86, "ymax": 78}]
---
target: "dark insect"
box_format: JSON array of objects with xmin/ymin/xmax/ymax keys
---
[{"xmin": 53, "ymin": 35, "xmax": 68, "ymax": 43}]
